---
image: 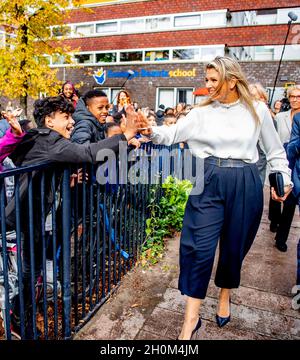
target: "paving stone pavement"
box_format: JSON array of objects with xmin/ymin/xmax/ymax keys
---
[{"xmin": 75, "ymin": 188, "xmax": 300, "ymax": 340}]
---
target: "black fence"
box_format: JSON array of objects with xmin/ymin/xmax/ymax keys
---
[{"xmin": 0, "ymin": 143, "xmax": 191, "ymax": 340}]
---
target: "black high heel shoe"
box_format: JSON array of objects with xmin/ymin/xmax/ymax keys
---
[
  {"xmin": 216, "ymin": 298, "xmax": 231, "ymax": 328},
  {"xmin": 191, "ymin": 317, "xmax": 202, "ymax": 338},
  {"xmin": 177, "ymin": 317, "xmax": 202, "ymax": 340}
]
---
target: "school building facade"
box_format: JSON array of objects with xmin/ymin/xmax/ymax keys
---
[{"xmin": 51, "ymin": 0, "xmax": 300, "ymax": 109}]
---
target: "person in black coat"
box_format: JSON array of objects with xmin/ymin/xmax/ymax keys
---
[
  {"xmin": 6, "ymin": 96, "xmax": 141, "ymax": 338},
  {"xmin": 6, "ymin": 95, "xmax": 131, "ymax": 229},
  {"xmin": 287, "ymin": 112, "xmax": 300, "ymax": 289},
  {"xmin": 71, "ymin": 89, "xmax": 110, "ymax": 144}
]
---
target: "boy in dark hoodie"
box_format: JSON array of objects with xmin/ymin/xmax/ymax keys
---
[{"xmin": 71, "ymin": 89, "xmax": 109, "ymax": 144}]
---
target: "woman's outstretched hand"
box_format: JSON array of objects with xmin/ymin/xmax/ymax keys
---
[
  {"xmin": 122, "ymin": 105, "xmax": 153, "ymax": 139},
  {"xmin": 136, "ymin": 110, "xmax": 153, "ymax": 137},
  {"xmin": 122, "ymin": 105, "xmax": 145, "ymax": 140}
]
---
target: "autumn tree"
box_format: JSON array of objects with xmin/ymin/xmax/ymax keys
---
[{"xmin": 0, "ymin": 0, "xmax": 82, "ymax": 114}]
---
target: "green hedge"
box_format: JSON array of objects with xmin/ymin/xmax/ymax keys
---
[{"xmin": 141, "ymin": 176, "xmax": 192, "ymax": 266}]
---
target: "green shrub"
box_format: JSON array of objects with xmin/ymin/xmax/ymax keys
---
[{"xmin": 141, "ymin": 176, "xmax": 192, "ymax": 266}]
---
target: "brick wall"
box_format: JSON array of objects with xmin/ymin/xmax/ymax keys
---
[
  {"xmin": 57, "ymin": 60, "xmax": 300, "ymax": 109},
  {"xmin": 59, "ymin": 24, "xmax": 299, "ymax": 52},
  {"xmin": 67, "ymin": 0, "xmax": 300, "ymax": 23},
  {"xmin": 2, "ymin": 61, "xmax": 299, "ymax": 115}
]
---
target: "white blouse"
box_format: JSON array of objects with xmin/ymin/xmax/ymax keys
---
[{"xmin": 151, "ymin": 100, "xmax": 291, "ymax": 185}]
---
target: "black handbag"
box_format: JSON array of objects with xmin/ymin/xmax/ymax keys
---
[{"xmin": 269, "ymin": 172, "xmax": 285, "ymax": 197}]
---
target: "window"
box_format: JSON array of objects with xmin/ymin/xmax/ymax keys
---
[
  {"xmin": 202, "ymin": 12, "xmax": 226, "ymax": 27},
  {"xmin": 201, "ymin": 46, "xmax": 224, "ymax": 61},
  {"xmin": 256, "ymin": 9, "xmax": 277, "ymax": 15},
  {"xmin": 255, "ymin": 13, "xmax": 277, "ymax": 25},
  {"xmin": 48, "ymin": 45, "xmax": 227, "ymax": 67},
  {"xmin": 177, "ymin": 89, "xmax": 193, "ymax": 105},
  {"xmin": 254, "ymin": 46, "xmax": 274, "ymax": 60},
  {"xmin": 174, "ymin": 15, "xmax": 201, "ymax": 27},
  {"xmin": 120, "ymin": 19, "xmax": 144, "ymax": 32},
  {"xmin": 92, "ymin": 88, "xmax": 118, "ymax": 103},
  {"xmin": 96, "ymin": 22, "xmax": 118, "ymax": 33},
  {"xmin": 111, "ymin": 88, "xmax": 121, "ymax": 105},
  {"xmin": 74, "ymin": 54, "xmax": 94, "ymax": 64},
  {"xmin": 146, "ymin": 17, "xmax": 171, "ymax": 30},
  {"xmin": 94, "ymin": 87, "xmax": 109, "ymax": 96},
  {"xmin": 52, "ymin": 54, "xmax": 67, "ymax": 65},
  {"xmin": 158, "ymin": 89, "xmax": 174, "ymax": 109},
  {"xmin": 101, "ymin": 88, "xmax": 109, "ymax": 96},
  {"xmin": 277, "ymin": 8, "xmax": 300, "ymax": 25},
  {"xmin": 157, "ymin": 88, "xmax": 194, "ymax": 109},
  {"xmin": 144, "ymin": 50, "xmax": 169, "ymax": 61},
  {"xmin": 43, "ymin": 56, "xmax": 51, "ymax": 65},
  {"xmin": 0, "ymin": 32, "xmax": 5, "ymax": 48},
  {"xmin": 173, "ymin": 48, "xmax": 200, "ymax": 61},
  {"xmin": 243, "ymin": 11, "xmax": 256, "ymax": 26},
  {"xmin": 52, "ymin": 25, "xmax": 71, "ymax": 37},
  {"xmin": 1, "ymin": 32, "xmax": 16, "ymax": 50},
  {"xmin": 120, "ymin": 51, "xmax": 143, "ymax": 62},
  {"xmin": 74, "ymin": 24, "xmax": 94, "ymax": 36},
  {"xmin": 228, "ymin": 45, "xmax": 299, "ymax": 61},
  {"xmin": 96, "ymin": 52, "xmax": 117, "ymax": 63}
]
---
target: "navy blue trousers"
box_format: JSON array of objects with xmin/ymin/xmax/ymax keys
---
[{"xmin": 178, "ymin": 161, "xmax": 263, "ymax": 299}]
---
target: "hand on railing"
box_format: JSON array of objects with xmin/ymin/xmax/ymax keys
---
[
  {"xmin": 70, "ymin": 168, "xmax": 88, "ymax": 187},
  {"xmin": 128, "ymin": 137, "xmax": 141, "ymax": 149}
]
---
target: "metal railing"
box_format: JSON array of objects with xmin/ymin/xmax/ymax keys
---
[{"xmin": 0, "ymin": 143, "xmax": 186, "ymax": 340}]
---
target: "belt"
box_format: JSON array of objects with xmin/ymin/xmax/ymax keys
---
[{"xmin": 205, "ymin": 156, "xmax": 250, "ymax": 168}]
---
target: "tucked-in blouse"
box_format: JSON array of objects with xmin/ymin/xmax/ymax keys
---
[{"xmin": 151, "ymin": 100, "xmax": 291, "ymax": 185}]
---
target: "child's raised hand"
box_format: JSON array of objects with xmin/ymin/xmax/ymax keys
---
[{"xmin": 1, "ymin": 111, "xmax": 23, "ymax": 136}]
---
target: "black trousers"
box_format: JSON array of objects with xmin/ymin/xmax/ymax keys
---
[
  {"xmin": 268, "ymin": 191, "xmax": 297, "ymax": 245},
  {"xmin": 178, "ymin": 159, "xmax": 263, "ymax": 299}
]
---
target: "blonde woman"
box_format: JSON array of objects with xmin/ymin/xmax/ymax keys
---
[
  {"xmin": 140, "ymin": 56, "xmax": 292, "ymax": 340},
  {"xmin": 249, "ymin": 82, "xmax": 279, "ymax": 121},
  {"xmin": 249, "ymin": 83, "xmax": 268, "ymax": 103}
]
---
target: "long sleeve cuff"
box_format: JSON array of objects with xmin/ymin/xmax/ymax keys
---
[{"xmin": 5, "ymin": 128, "xmax": 25, "ymax": 139}]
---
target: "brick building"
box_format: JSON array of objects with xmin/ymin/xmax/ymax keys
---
[{"xmin": 32, "ymin": 1, "xmax": 300, "ymax": 108}]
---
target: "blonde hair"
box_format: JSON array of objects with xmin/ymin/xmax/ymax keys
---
[
  {"xmin": 199, "ymin": 56, "xmax": 260, "ymax": 125},
  {"xmin": 249, "ymin": 83, "xmax": 268, "ymax": 103},
  {"xmin": 287, "ymin": 84, "xmax": 300, "ymax": 98}
]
